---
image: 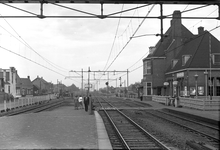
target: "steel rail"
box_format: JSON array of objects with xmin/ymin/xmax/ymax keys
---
[
  {"xmin": 156, "ymin": 109, "xmax": 219, "ymax": 131},
  {"xmin": 97, "ymin": 97, "xmax": 170, "ymax": 149},
  {"xmin": 145, "ymin": 110, "xmax": 220, "ymax": 143},
  {"xmin": 97, "ymin": 97, "xmax": 130, "ymax": 149}
]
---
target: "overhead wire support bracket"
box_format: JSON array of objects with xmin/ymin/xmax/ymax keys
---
[
  {"xmin": 0, "ymin": 2, "xmax": 39, "ymax": 17},
  {"xmin": 218, "ymin": 3, "xmax": 220, "ymax": 20},
  {"xmin": 159, "ymin": 3, "xmax": 164, "ymax": 42},
  {"xmin": 37, "ymin": 1, "xmax": 46, "ymax": 19}
]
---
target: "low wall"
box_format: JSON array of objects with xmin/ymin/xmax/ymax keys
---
[
  {"xmin": 143, "ymin": 95, "xmax": 152, "ymax": 101},
  {"xmin": 152, "ymin": 95, "xmax": 169, "ymax": 104}
]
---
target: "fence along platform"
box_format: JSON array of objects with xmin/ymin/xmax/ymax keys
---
[
  {"xmin": 0, "ymin": 94, "xmax": 56, "ymax": 112},
  {"xmin": 152, "ymin": 95, "xmax": 220, "ymax": 111}
]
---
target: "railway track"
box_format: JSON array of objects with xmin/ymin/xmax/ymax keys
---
[
  {"xmin": 94, "ymin": 96, "xmax": 151, "ymax": 109},
  {"xmin": 97, "ymin": 97, "xmax": 169, "ymax": 149},
  {"xmin": 1, "ymin": 99, "xmax": 64, "ymax": 116},
  {"xmin": 144, "ymin": 110, "xmax": 220, "ymax": 146},
  {"xmin": 156, "ymin": 109, "xmax": 219, "ymax": 131}
]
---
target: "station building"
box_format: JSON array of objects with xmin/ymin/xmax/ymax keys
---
[{"xmin": 143, "ymin": 10, "xmax": 220, "ymax": 100}]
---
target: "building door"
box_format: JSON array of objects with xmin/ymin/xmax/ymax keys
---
[{"xmin": 146, "ymin": 82, "xmax": 152, "ymax": 95}]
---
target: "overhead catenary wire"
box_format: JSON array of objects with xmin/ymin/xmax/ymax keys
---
[
  {"xmin": 102, "ymin": 4, "xmax": 124, "ymax": 72},
  {"xmin": 104, "ymin": 4, "xmax": 155, "ymax": 73},
  {"xmin": 120, "ymin": 5, "xmax": 219, "ymax": 73},
  {"xmin": 0, "ymin": 14, "xmax": 69, "ymax": 73},
  {"xmin": 108, "ymin": 25, "xmax": 220, "ymax": 85}
]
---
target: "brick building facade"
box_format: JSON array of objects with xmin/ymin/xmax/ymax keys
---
[{"xmin": 143, "ymin": 10, "xmax": 220, "ymax": 99}]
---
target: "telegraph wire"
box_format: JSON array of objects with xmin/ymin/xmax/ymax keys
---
[
  {"xmin": 0, "ymin": 45, "xmax": 80, "ymax": 83},
  {"xmin": 189, "ymin": 8, "xmax": 218, "ymax": 31},
  {"xmin": 0, "ymin": 14, "xmax": 69, "ymax": 73}
]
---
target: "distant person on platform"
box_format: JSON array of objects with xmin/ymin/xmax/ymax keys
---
[
  {"xmin": 140, "ymin": 94, "xmax": 143, "ymax": 101},
  {"xmin": 74, "ymin": 95, "xmax": 79, "ymax": 110},
  {"xmin": 84, "ymin": 95, "xmax": 89, "ymax": 112},
  {"xmin": 78, "ymin": 95, "xmax": 83, "ymax": 109},
  {"xmin": 89, "ymin": 94, "xmax": 94, "ymax": 111}
]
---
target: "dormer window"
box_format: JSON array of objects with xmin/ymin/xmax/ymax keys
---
[
  {"xmin": 212, "ymin": 53, "xmax": 220, "ymax": 65},
  {"xmin": 182, "ymin": 55, "xmax": 190, "ymax": 66},
  {"xmin": 171, "ymin": 59, "xmax": 178, "ymax": 68}
]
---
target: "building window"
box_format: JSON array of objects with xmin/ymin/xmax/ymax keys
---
[
  {"xmin": 216, "ymin": 77, "xmax": 220, "ymax": 96},
  {"xmin": 6, "ymin": 72, "xmax": 10, "ymax": 82},
  {"xmin": 171, "ymin": 59, "xmax": 178, "ymax": 68},
  {"xmin": 146, "ymin": 82, "xmax": 152, "ymax": 95},
  {"xmin": 144, "ymin": 60, "xmax": 151, "ymax": 75},
  {"xmin": 212, "ymin": 53, "xmax": 220, "ymax": 65},
  {"xmin": 182, "ymin": 55, "xmax": 190, "ymax": 66}
]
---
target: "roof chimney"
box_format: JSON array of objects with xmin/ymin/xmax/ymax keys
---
[
  {"xmin": 171, "ymin": 10, "xmax": 182, "ymax": 38},
  {"xmin": 198, "ymin": 26, "xmax": 204, "ymax": 35},
  {"xmin": 27, "ymin": 76, "xmax": 30, "ymax": 79}
]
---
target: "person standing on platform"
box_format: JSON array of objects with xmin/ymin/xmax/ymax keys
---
[
  {"xmin": 81, "ymin": 94, "xmax": 85, "ymax": 109},
  {"xmin": 84, "ymin": 96, "xmax": 89, "ymax": 112},
  {"xmin": 74, "ymin": 95, "xmax": 78, "ymax": 110},
  {"xmin": 88, "ymin": 94, "xmax": 94, "ymax": 113},
  {"xmin": 78, "ymin": 95, "xmax": 83, "ymax": 109}
]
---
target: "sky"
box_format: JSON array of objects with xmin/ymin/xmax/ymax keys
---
[{"xmin": 0, "ymin": 2, "xmax": 219, "ymax": 90}]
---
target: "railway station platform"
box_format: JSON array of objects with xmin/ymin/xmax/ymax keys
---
[
  {"xmin": 128, "ymin": 98, "xmax": 220, "ymax": 121},
  {"xmin": 0, "ymin": 101, "xmax": 112, "ymax": 149}
]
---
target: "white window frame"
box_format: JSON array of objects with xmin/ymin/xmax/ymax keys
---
[
  {"xmin": 171, "ymin": 59, "xmax": 178, "ymax": 68},
  {"xmin": 182, "ymin": 55, "xmax": 190, "ymax": 66},
  {"xmin": 212, "ymin": 53, "xmax": 220, "ymax": 65},
  {"xmin": 144, "ymin": 60, "xmax": 151, "ymax": 75}
]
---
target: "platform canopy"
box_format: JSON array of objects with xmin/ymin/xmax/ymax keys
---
[{"xmin": 1, "ymin": 0, "xmax": 219, "ymax": 4}]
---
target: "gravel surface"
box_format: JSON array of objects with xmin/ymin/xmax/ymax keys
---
[{"xmin": 121, "ymin": 109, "xmax": 219, "ymax": 150}]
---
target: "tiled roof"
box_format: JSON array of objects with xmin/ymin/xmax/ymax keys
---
[
  {"xmin": 32, "ymin": 77, "xmax": 48, "ymax": 84},
  {"xmin": 166, "ymin": 31, "xmax": 220, "ymax": 73},
  {"xmin": 144, "ymin": 24, "xmax": 194, "ymax": 60},
  {"xmin": 17, "ymin": 77, "xmax": 33, "ymax": 88}
]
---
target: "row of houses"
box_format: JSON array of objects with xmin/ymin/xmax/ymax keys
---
[
  {"xmin": 142, "ymin": 10, "xmax": 220, "ymax": 100},
  {"xmin": 0, "ymin": 67, "xmax": 64, "ymax": 99}
]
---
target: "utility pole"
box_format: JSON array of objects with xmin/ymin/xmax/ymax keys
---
[
  {"xmin": 88, "ymin": 67, "xmax": 93, "ymax": 115},
  {"xmin": 209, "ymin": 36, "xmax": 212, "ymax": 100},
  {"xmin": 119, "ymin": 77, "xmax": 121, "ymax": 97},
  {"xmin": 127, "ymin": 69, "xmax": 129, "ymax": 98}
]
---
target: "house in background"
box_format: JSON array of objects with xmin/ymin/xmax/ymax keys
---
[
  {"xmin": 16, "ymin": 75, "xmax": 33, "ymax": 97},
  {"xmin": 142, "ymin": 10, "xmax": 220, "ymax": 100},
  {"xmin": 32, "ymin": 76, "xmax": 53, "ymax": 95},
  {"xmin": 0, "ymin": 67, "xmax": 17, "ymax": 97}
]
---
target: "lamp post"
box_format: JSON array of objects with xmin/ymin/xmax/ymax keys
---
[
  {"xmin": 88, "ymin": 67, "xmax": 92, "ymax": 115},
  {"xmin": 119, "ymin": 77, "xmax": 121, "ymax": 97},
  {"xmin": 163, "ymin": 82, "xmax": 169, "ymax": 96},
  {"xmin": 204, "ymin": 71, "xmax": 208, "ymax": 100},
  {"xmin": 194, "ymin": 74, "xmax": 198, "ymax": 98},
  {"xmin": 173, "ymin": 80, "xmax": 178, "ymax": 97}
]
